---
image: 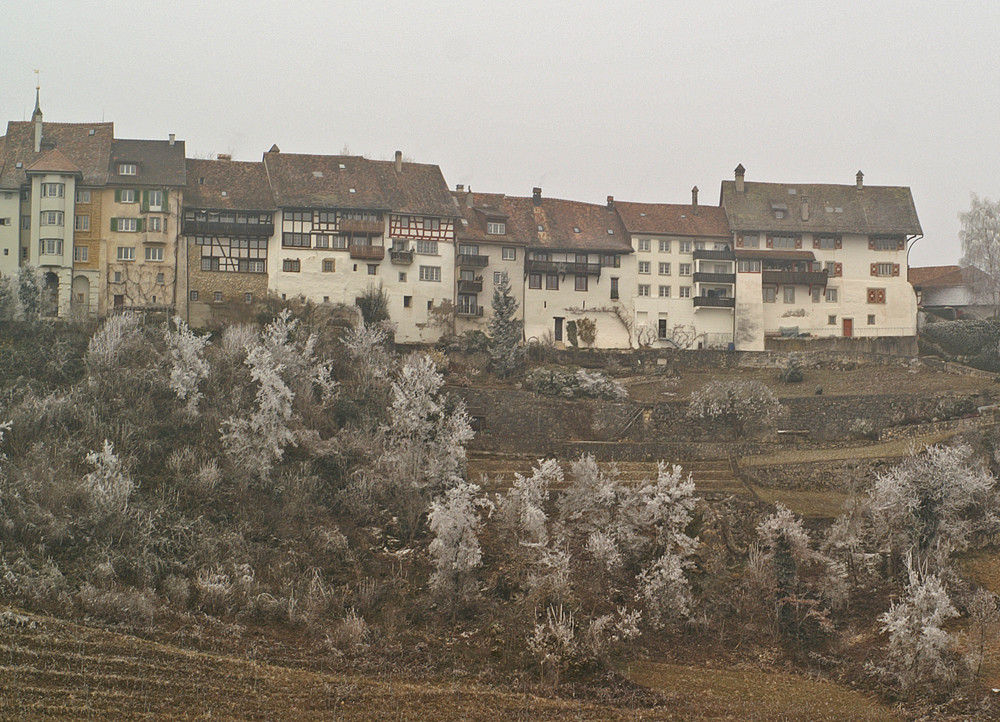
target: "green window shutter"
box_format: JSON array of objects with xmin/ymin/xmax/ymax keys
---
[
  {"xmin": 110, "ymin": 218, "xmax": 118, "ymax": 232},
  {"xmin": 137, "ymin": 218, "xmax": 145, "ymax": 233},
  {"xmin": 162, "ymin": 189, "xmax": 168, "ymax": 209},
  {"xmin": 114, "ymin": 189, "xmax": 121, "ymax": 203},
  {"xmin": 141, "ymin": 190, "xmax": 149, "ymax": 212}
]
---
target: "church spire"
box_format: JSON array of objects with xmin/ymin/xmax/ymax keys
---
[{"xmin": 32, "ymin": 72, "xmax": 43, "ymax": 152}]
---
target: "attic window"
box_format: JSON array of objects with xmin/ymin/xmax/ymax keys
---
[
  {"xmin": 771, "ymin": 203, "xmax": 788, "ymax": 219},
  {"xmin": 118, "ymin": 163, "xmax": 137, "ymax": 176},
  {"xmin": 349, "ymin": 188, "xmax": 356, "ymax": 194},
  {"xmin": 825, "ymin": 206, "xmax": 834, "ymax": 213},
  {"xmin": 312, "ymin": 171, "xmax": 323, "ymax": 178},
  {"xmin": 221, "ymin": 191, "xmax": 228, "ymax": 197},
  {"xmin": 787, "ymin": 188, "xmax": 797, "ymax": 195},
  {"xmin": 460, "ymin": 218, "xmax": 469, "ymax": 226},
  {"xmin": 537, "ymin": 225, "xmax": 544, "ymax": 231},
  {"xmin": 486, "ymin": 221, "xmax": 505, "ymax": 235},
  {"xmin": 607, "ymin": 229, "xmax": 614, "ymax": 235},
  {"xmin": 639, "ymin": 213, "xmax": 647, "ymax": 217},
  {"xmin": 15, "ymin": 162, "xmax": 22, "ymax": 169},
  {"xmin": 199, "ymin": 177, "xmax": 205, "ymax": 185},
  {"xmin": 834, "ymin": 207, "xmax": 843, "ymax": 213},
  {"xmin": 573, "ymin": 226, "xmax": 581, "ymax": 233},
  {"xmin": 339, "ymin": 163, "xmax": 346, "ymax": 169}
]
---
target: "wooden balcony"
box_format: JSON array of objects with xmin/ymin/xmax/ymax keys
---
[
  {"xmin": 524, "ymin": 259, "xmax": 602, "ymax": 275},
  {"xmin": 182, "ymin": 220, "xmax": 274, "ymax": 237},
  {"xmin": 349, "ymin": 245, "xmax": 385, "ymax": 261},
  {"xmin": 693, "ymin": 272, "xmax": 735, "ymax": 284},
  {"xmin": 458, "ymin": 279, "xmax": 483, "ymax": 293},
  {"xmin": 457, "ymin": 253, "xmax": 489, "ymax": 268},
  {"xmin": 456, "ymin": 305, "xmax": 484, "ymax": 317},
  {"xmin": 693, "ymin": 296, "xmax": 735, "ymax": 309},
  {"xmin": 762, "ymin": 270, "xmax": 828, "ymax": 286},
  {"xmin": 692, "ymin": 249, "xmax": 734, "ymax": 261},
  {"xmin": 390, "ymin": 249, "xmax": 414, "ymax": 264}
]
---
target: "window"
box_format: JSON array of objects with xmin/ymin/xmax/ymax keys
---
[
  {"xmin": 424, "ymin": 217, "xmax": 441, "ymax": 231},
  {"xmin": 529, "ymin": 273, "xmax": 542, "ymax": 289},
  {"xmin": 602, "ymin": 254, "xmax": 621, "ymax": 268},
  {"xmin": 419, "ymin": 265, "xmax": 441, "ymax": 282},
  {"xmin": 872, "ymin": 235, "xmax": 902, "ymax": 251},
  {"xmin": 40, "ymin": 238, "xmax": 63, "ymax": 255},
  {"xmin": 494, "ymin": 271, "xmax": 508, "ymax": 285},
  {"xmin": 403, "ymin": 296, "xmax": 412, "ymax": 307},
  {"xmin": 114, "ymin": 271, "xmax": 122, "ymax": 283},
  {"xmin": 679, "ymin": 286, "xmax": 691, "ymax": 298},
  {"xmin": 679, "ymin": 241, "xmax": 692, "ymax": 253},
  {"xmin": 811, "ymin": 287, "xmax": 821, "ymax": 303},
  {"xmin": 825, "ymin": 261, "xmax": 842, "ymax": 277},
  {"xmin": 0, "ymin": 218, "xmax": 8, "ymax": 226},
  {"xmin": 332, "ymin": 235, "xmax": 348, "ymax": 249},
  {"xmin": 694, "ymin": 241, "xmax": 705, "ymax": 250},
  {"xmin": 638, "ymin": 238, "xmax": 650, "ymax": 252},
  {"xmin": 763, "ymin": 287, "xmax": 776, "ymax": 303},
  {"xmin": 117, "ymin": 246, "xmax": 135, "ymax": 261},
  {"xmin": 545, "ymin": 274, "xmax": 559, "ymax": 290},
  {"xmin": 190, "ymin": 290, "xmax": 199, "ymax": 301},
  {"xmin": 658, "ymin": 240, "xmax": 670, "ymax": 252},
  {"xmin": 148, "ymin": 217, "xmax": 162, "ymax": 232},
  {"xmin": 638, "ymin": 284, "xmax": 650, "ymax": 297},
  {"xmin": 416, "ymin": 240, "xmax": 438, "ymax": 254},
  {"xmin": 248, "ymin": 260, "xmax": 265, "ymax": 273},
  {"xmin": 658, "ymin": 319, "xmax": 668, "ymax": 339},
  {"xmin": 145, "ymin": 246, "xmax": 163, "ymax": 262},
  {"xmin": 214, "ymin": 291, "xmax": 223, "ymax": 302},
  {"xmin": 658, "ymin": 285, "xmax": 671, "ymax": 298},
  {"xmin": 76, "ymin": 189, "xmax": 91, "ymax": 203},
  {"xmin": 575, "ymin": 275, "xmax": 588, "ymax": 291},
  {"xmin": 487, "ymin": 221, "xmax": 506, "ymax": 235},
  {"xmin": 826, "ymin": 288, "xmax": 838, "ymax": 302},
  {"xmin": 119, "ymin": 189, "xmax": 136, "ymax": 203},
  {"xmin": 771, "ymin": 235, "xmax": 797, "ymax": 248},
  {"xmin": 314, "ymin": 235, "xmax": 330, "ymax": 249},
  {"xmin": 118, "ymin": 163, "xmax": 137, "ymax": 175},
  {"xmin": 815, "ymin": 235, "xmax": 839, "ymax": 250},
  {"xmin": 75, "ymin": 215, "xmax": 90, "ymax": 231},
  {"xmin": 323, "ymin": 259, "xmax": 335, "ymax": 272},
  {"xmin": 868, "ymin": 314, "xmax": 876, "ymax": 325},
  {"xmin": 156, "ymin": 273, "xmax": 164, "ymax": 284},
  {"xmin": 658, "ymin": 262, "xmax": 671, "ymax": 275},
  {"xmin": 41, "ymin": 183, "xmax": 64, "ymax": 198},
  {"xmin": 679, "ymin": 263, "xmax": 692, "ymax": 276},
  {"xmin": 116, "ymin": 218, "xmax": 138, "ymax": 232},
  {"xmin": 22, "ymin": 217, "xmax": 29, "ymax": 229},
  {"xmin": 638, "ymin": 261, "xmax": 651, "ymax": 274},
  {"xmin": 828, "ymin": 315, "xmax": 837, "ymax": 325},
  {"xmin": 41, "ymin": 211, "xmax": 64, "ymax": 226},
  {"xmin": 367, "ymin": 264, "xmax": 377, "ymax": 275},
  {"xmin": 282, "ymin": 258, "xmax": 301, "ymax": 272},
  {"xmin": 739, "ymin": 234, "xmax": 760, "ymax": 248},
  {"xmin": 737, "ymin": 260, "xmax": 761, "ymax": 273},
  {"xmin": 502, "ymin": 246, "xmax": 516, "ymax": 260},
  {"xmin": 398, "ymin": 272, "xmax": 407, "ymax": 282},
  {"xmin": 73, "ymin": 245, "xmax": 88, "ymax": 262},
  {"xmin": 283, "ymin": 233, "xmax": 310, "ymax": 248},
  {"xmin": 872, "ymin": 262, "xmax": 897, "ymax": 277},
  {"xmin": 867, "ymin": 288, "xmax": 886, "ymax": 304},
  {"xmin": 783, "ymin": 287, "xmax": 795, "ymax": 303},
  {"xmin": 148, "ymin": 190, "xmax": 163, "ymax": 211}
]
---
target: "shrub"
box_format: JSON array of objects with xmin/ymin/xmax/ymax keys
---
[
  {"xmin": 848, "ymin": 418, "xmax": 877, "ymax": 440},
  {"xmin": 687, "ymin": 380, "xmax": 782, "ymax": 437},
  {"xmin": 778, "ymin": 356, "xmax": 803, "ymax": 383},
  {"xmin": 356, "ymin": 283, "xmax": 390, "ymax": 325},
  {"xmin": 576, "ymin": 317, "xmax": 597, "ymax": 348},
  {"xmin": 525, "ymin": 367, "xmax": 627, "ymax": 400}
]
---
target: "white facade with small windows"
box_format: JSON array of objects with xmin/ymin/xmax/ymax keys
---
[{"xmin": 0, "ymin": 190, "xmax": 19, "ymax": 279}]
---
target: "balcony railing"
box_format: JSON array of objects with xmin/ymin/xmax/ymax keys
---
[
  {"xmin": 182, "ymin": 220, "xmax": 274, "ymax": 237},
  {"xmin": 692, "ymin": 249, "xmax": 735, "ymax": 261},
  {"xmin": 349, "ymin": 245, "xmax": 385, "ymax": 260},
  {"xmin": 457, "ymin": 253, "xmax": 489, "ymax": 268},
  {"xmin": 524, "ymin": 259, "xmax": 602, "ymax": 275},
  {"xmin": 693, "ymin": 296, "xmax": 736, "ymax": 308},
  {"xmin": 457, "ymin": 279, "xmax": 483, "ymax": 293},
  {"xmin": 762, "ymin": 270, "xmax": 828, "ymax": 286},
  {"xmin": 390, "ymin": 249, "xmax": 414, "ymax": 264},
  {"xmin": 693, "ymin": 272, "xmax": 736, "ymax": 284},
  {"xmin": 456, "ymin": 305, "xmax": 484, "ymax": 317}
]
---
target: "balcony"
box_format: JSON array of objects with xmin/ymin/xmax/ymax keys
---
[
  {"xmin": 693, "ymin": 272, "xmax": 736, "ymax": 284},
  {"xmin": 692, "ymin": 249, "xmax": 735, "ymax": 261},
  {"xmin": 458, "ymin": 279, "xmax": 483, "ymax": 293},
  {"xmin": 390, "ymin": 248, "xmax": 414, "ymax": 264},
  {"xmin": 524, "ymin": 259, "xmax": 602, "ymax": 275},
  {"xmin": 350, "ymin": 245, "xmax": 385, "ymax": 261},
  {"xmin": 456, "ymin": 304, "xmax": 484, "ymax": 317},
  {"xmin": 693, "ymin": 296, "xmax": 735, "ymax": 309},
  {"xmin": 457, "ymin": 253, "xmax": 489, "ymax": 268},
  {"xmin": 182, "ymin": 220, "xmax": 274, "ymax": 237},
  {"xmin": 762, "ymin": 270, "xmax": 828, "ymax": 286}
]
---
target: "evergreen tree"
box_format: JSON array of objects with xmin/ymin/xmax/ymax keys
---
[{"xmin": 488, "ymin": 277, "xmax": 522, "ymax": 377}]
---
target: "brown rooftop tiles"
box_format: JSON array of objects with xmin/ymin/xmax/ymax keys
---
[
  {"xmin": 615, "ymin": 200, "xmax": 730, "ymax": 238},
  {"xmin": 0, "ymin": 121, "xmax": 113, "ymax": 189},
  {"xmin": 25, "ymin": 147, "xmax": 81, "ymax": 175},
  {"xmin": 109, "ymin": 138, "xmax": 186, "ymax": 187},
  {"xmin": 185, "ymin": 158, "xmax": 275, "ymax": 210}
]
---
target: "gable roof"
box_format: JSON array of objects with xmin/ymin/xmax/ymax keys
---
[
  {"xmin": 109, "ymin": 138, "xmax": 186, "ymax": 187},
  {"xmin": 185, "ymin": 158, "xmax": 275, "ymax": 210},
  {"xmin": 25, "ymin": 147, "xmax": 81, "ymax": 175},
  {"xmin": 0, "ymin": 121, "xmax": 114, "ymax": 189},
  {"xmin": 909, "ymin": 265, "xmax": 991, "ymax": 289},
  {"xmin": 505, "ymin": 194, "xmax": 632, "ymax": 253},
  {"xmin": 262, "ymin": 151, "xmax": 456, "ymax": 217},
  {"xmin": 721, "ymin": 179, "xmax": 922, "ymax": 235},
  {"xmin": 614, "ymin": 200, "xmax": 730, "ymax": 238}
]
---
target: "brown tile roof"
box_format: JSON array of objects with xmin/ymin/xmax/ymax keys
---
[
  {"xmin": 452, "ymin": 191, "xmax": 528, "ymax": 245},
  {"xmin": 25, "ymin": 147, "xmax": 81, "ymax": 175},
  {"xmin": 263, "ymin": 152, "xmax": 456, "ymax": 217},
  {"xmin": 908, "ymin": 265, "xmax": 959, "ymax": 286},
  {"xmin": 721, "ymin": 179, "xmax": 922, "ymax": 235},
  {"xmin": 614, "ymin": 200, "xmax": 730, "ymax": 238},
  {"xmin": 185, "ymin": 158, "xmax": 275, "ymax": 210},
  {"xmin": 0, "ymin": 121, "xmax": 113, "ymax": 189},
  {"xmin": 908, "ymin": 265, "xmax": 990, "ymax": 288},
  {"xmin": 502, "ymin": 194, "xmax": 633, "ymax": 253},
  {"xmin": 109, "ymin": 139, "xmax": 186, "ymax": 187}
]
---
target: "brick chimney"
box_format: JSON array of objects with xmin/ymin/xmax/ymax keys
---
[
  {"xmin": 607, "ymin": 195, "xmax": 614, "ymax": 210},
  {"xmin": 394, "ymin": 150, "xmax": 402, "ymax": 173},
  {"xmin": 532, "ymin": 187, "xmax": 542, "ymax": 205},
  {"xmin": 466, "ymin": 187, "xmax": 473, "ymax": 208},
  {"xmin": 856, "ymin": 170, "xmax": 864, "ymax": 190},
  {"xmin": 456, "ymin": 184, "xmax": 464, "ymax": 192},
  {"xmin": 691, "ymin": 186, "xmax": 699, "ymax": 214},
  {"xmin": 734, "ymin": 164, "xmax": 745, "ymax": 193},
  {"xmin": 168, "ymin": 133, "xmax": 176, "ymax": 146},
  {"xmin": 800, "ymin": 194, "xmax": 809, "ymax": 221}
]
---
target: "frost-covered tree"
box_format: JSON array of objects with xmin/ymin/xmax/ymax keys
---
[
  {"xmin": 965, "ymin": 588, "xmax": 999, "ymax": 680},
  {"xmin": 0, "ymin": 275, "xmax": 16, "ymax": 320},
  {"xmin": 428, "ymin": 480, "xmax": 483, "ymax": 604},
  {"xmin": 16, "ymin": 265, "xmax": 40, "ymax": 321},
  {"xmin": 868, "ymin": 443, "xmax": 1000, "ymax": 572},
  {"xmin": 528, "ymin": 604, "xmax": 576, "ymax": 686},
  {"xmin": 877, "ymin": 556, "xmax": 959, "ymax": 695},
  {"xmin": 488, "ymin": 276, "xmax": 523, "ymax": 377},
  {"xmin": 959, "ymin": 193, "xmax": 1000, "ymax": 316},
  {"xmin": 85, "ymin": 440, "xmax": 134, "ymax": 519},
  {"xmin": 85, "ymin": 312, "xmax": 141, "ymax": 372},
  {"xmin": 501, "ymin": 459, "xmax": 562, "ymax": 548},
  {"xmin": 687, "ymin": 379, "xmax": 781, "ymax": 437},
  {"xmin": 164, "ymin": 317, "xmax": 210, "ymax": 415}
]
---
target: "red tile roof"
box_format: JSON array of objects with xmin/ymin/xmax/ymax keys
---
[
  {"xmin": 0, "ymin": 121, "xmax": 114, "ymax": 189},
  {"xmin": 453, "ymin": 191, "xmax": 527, "ymax": 245},
  {"xmin": 614, "ymin": 200, "xmax": 730, "ymax": 238},
  {"xmin": 508, "ymin": 194, "xmax": 633, "ymax": 253},
  {"xmin": 908, "ymin": 265, "xmax": 990, "ymax": 288},
  {"xmin": 25, "ymin": 147, "xmax": 81, "ymax": 175},
  {"xmin": 185, "ymin": 158, "xmax": 275, "ymax": 210}
]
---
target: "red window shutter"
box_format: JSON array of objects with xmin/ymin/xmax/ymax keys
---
[
  {"xmin": 835, "ymin": 263, "xmax": 843, "ymax": 277},
  {"xmin": 766, "ymin": 235, "xmax": 773, "ymax": 249},
  {"xmin": 893, "ymin": 264, "xmax": 900, "ymax": 277},
  {"xmin": 870, "ymin": 263, "xmax": 877, "ymax": 276},
  {"xmin": 878, "ymin": 289, "xmax": 886, "ymax": 303},
  {"xmin": 898, "ymin": 239, "xmax": 905, "ymax": 251},
  {"xmin": 813, "ymin": 238, "xmax": 820, "ymax": 249},
  {"xmin": 868, "ymin": 238, "xmax": 875, "ymax": 250},
  {"xmin": 736, "ymin": 234, "xmax": 743, "ymax": 248},
  {"xmin": 867, "ymin": 289, "xmax": 875, "ymax": 303}
]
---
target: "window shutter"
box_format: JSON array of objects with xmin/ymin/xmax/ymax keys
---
[
  {"xmin": 795, "ymin": 236, "xmax": 802, "ymax": 249},
  {"xmin": 870, "ymin": 263, "xmax": 877, "ymax": 276},
  {"xmin": 835, "ymin": 263, "xmax": 843, "ymax": 277},
  {"xmin": 868, "ymin": 238, "xmax": 875, "ymax": 250},
  {"xmin": 114, "ymin": 189, "xmax": 121, "ymax": 203},
  {"xmin": 137, "ymin": 218, "xmax": 145, "ymax": 233},
  {"xmin": 813, "ymin": 238, "xmax": 820, "ymax": 249},
  {"xmin": 162, "ymin": 189, "xmax": 168, "ymax": 209},
  {"xmin": 766, "ymin": 234, "xmax": 773, "ymax": 249},
  {"xmin": 736, "ymin": 234, "xmax": 743, "ymax": 248},
  {"xmin": 836, "ymin": 237, "xmax": 842, "ymax": 250},
  {"xmin": 110, "ymin": 217, "xmax": 118, "ymax": 232},
  {"xmin": 141, "ymin": 190, "xmax": 149, "ymax": 212},
  {"xmin": 893, "ymin": 263, "xmax": 900, "ymax": 276}
]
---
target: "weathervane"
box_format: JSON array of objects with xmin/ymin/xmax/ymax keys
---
[{"xmin": 34, "ymin": 69, "xmax": 40, "ymax": 90}]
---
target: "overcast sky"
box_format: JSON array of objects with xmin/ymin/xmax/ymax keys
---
[{"xmin": 4, "ymin": 1, "xmax": 998, "ymax": 266}]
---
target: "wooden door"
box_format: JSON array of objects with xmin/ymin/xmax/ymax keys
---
[{"xmin": 842, "ymin": 318, "xmax": 853, "ymax": 337}]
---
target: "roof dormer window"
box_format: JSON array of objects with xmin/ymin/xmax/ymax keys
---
[
  {"xmin": 573, "ymin": 226, "xmax": 581, "ymax": 233},
  {"xmin": 771, "ymin": 202, "xmax": 787, "ymax": 220},
  {"xmin": 486, "ymin": 221, "xmax": 505, "ymax": 235},
  {"xmin": 118, "ymin": 163, "xmax": 137, "ymax": 176},
  {"xmin": 607, "ymin": 229, "xmax": 614, "ymax": 235}
]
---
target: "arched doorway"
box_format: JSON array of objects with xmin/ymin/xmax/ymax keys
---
[
  {"xmin": 42, "ymin": 272, "xmax": 59, "ymax": 317},
  {"xmin": 72, "ymin": 275, "xmax": 90, "ymax": 317}
]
